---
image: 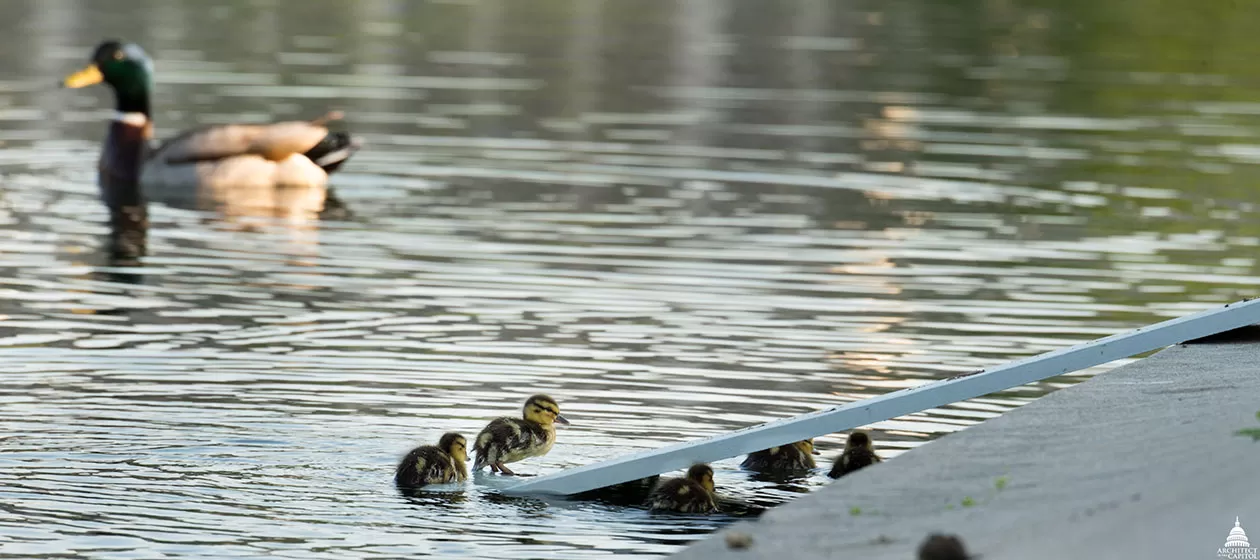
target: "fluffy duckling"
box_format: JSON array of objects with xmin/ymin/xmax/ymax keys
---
[
  {"xmin": 472, "ymin": 394, "xmax": 569, "ymax": 475},
  {"xmin": 740, "ymin": 439, "xmax": 819, "ymax": 475},
  {"xmin": 648, "ymin": 464, "xmax": 718, "ymax": 513},
  {"xmin": 828, "ymin": 431, "xmax": 882, "ymax": 479},
  {"xmin": 394, "ymin": 432, "xmax": 468, "ymax": 487}
]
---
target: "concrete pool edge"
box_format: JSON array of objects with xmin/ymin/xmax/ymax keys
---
[{"xmin": 671, "ymin": 328, "xmax": 1260, "ymax": 560}]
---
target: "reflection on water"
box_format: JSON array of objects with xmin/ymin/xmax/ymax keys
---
[{"xmin": 3, "ymin": 0, "xmax": 1260, "ymax": 557}]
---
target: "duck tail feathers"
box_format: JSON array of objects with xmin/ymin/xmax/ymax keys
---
[{"xmin": 303, "ymin": 131, "xmax": 362, "ymax": 174}]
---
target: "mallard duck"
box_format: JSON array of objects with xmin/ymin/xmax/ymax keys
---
[
  {"xmin": 740, "ymin": 439, "xmax": 819, "ymax": 475},
  {"xmin": 828, "ymin": 430, "xmax": 882, "ymax": 479},
  {"xmin": 917, "ymin": 533, "xmax": 976, "ymax": 560},
  {"xmin": 394, "ymin": 432, "xmax": 468, "ymax": 487},
  {"xmin": 61, "ymin": 40, "xmax": 360, "ymax": 213},
  {"xmin": 647, "ymin": 463, "xmax": 718, "ymax": 513},
  {"xmin": 472, "ymin": 394, "xmax": 569, "ymax": 475}
]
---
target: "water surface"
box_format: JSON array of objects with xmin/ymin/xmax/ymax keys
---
[{"xmin": 3, "ymin": 0, "xmax": 1260, "ymax": 558}]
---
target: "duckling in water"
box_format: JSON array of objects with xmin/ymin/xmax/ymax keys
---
[
  {"xmin": 648, "ymin": 464, "xmax": 718, "ymax": 513},
  {"xmin": 828, "ymin": 431, "xmax": 882, "ymax": 479},
  {"xmin": 472, "ymin": 394, "xmax": 569, "ymax": 475},
  {"xmin": 395, "ymin": 432, "xmax": 468, "ymax": 487},
  {"xmin": 740, "ymin": 439, "xmax": 819, "ymax": 475}
]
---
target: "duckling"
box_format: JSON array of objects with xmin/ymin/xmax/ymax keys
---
[
  {"xmin": 394, "ymin": 432, "xmax": 468, "ymax": 487},
  {"xmin": 647, "ymin": 463, "xmax": 718, "ymax": 513},
  {"xmin": 62, "ymin": 40, "xmax": 360, "ymax": 219},
  {"xmin": 472, "ymin": 394, "xmax": 569, "ymax": 475},
  {"xmin": 828, "ymin": 430, "xmax": 882, "ymax": 479},
  {"xmin": 740, "ymin": 439, "xmax": 819, "ymax": 475},
  {"xmin": 918, "ymin": 533, "xmax": 976, "ymax": 560}
]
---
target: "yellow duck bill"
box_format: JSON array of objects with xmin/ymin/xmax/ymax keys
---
[{"xmin": 63, "ymin": 64, "xmax": 104, "ymax": 88}]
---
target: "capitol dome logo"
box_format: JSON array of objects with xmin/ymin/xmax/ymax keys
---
[{"xmin": 1219, "ymin": 517, "xmax": 1259, "ymax": 560}]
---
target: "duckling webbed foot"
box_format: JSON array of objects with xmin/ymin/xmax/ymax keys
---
[{"xmin": 494, "ymin": 463, "xmax": 517, "ymax": 476}]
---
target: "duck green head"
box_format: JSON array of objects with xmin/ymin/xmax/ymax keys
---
[{"xmin": 62, "ymin": 40, "xmax": 154, "ymax": 115}]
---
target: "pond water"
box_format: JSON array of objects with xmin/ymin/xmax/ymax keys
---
[{"xmin": 3, "ymin": 0, "xmax": 1260, "ymax": 558}]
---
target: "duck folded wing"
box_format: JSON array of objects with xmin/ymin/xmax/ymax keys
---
[{"xmin": 152, "ymin": 121, "xmax": 335, "ymax": 164}]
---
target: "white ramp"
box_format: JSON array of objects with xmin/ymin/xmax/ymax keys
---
[{"xmin": 504, "ymin": 298, "xmax": 1260, "ymax": 496}]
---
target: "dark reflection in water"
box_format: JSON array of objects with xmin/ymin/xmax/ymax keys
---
[
  {"xmin": 572, "ymin": 475, "xmax": 661, "ymax": 507},
  {"xmin": 3, "ymin": 0, "xmax": 1260, "ymax": 557},
  {"xmin": 744, "ymin": 470, "xmax": 819, "ymax": 490},
  {"xmin": 398, "ymin": 487, "xmax": 471, "ymax": 510}
]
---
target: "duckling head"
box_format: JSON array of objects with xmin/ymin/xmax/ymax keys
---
[
  {"xmin": 846, "ymin": 431, "xmax": 874, "ymax": 450},
  {"xmin": 523, "ymin": 394, "xmax": 570, "ymax": 427},
  {"xmin": 686, "ymin": 463, "xmax": 715, "ymax": 494},
  {"xmin": 793, "ymin": 439, "xmax": 821, "ymax": 456},
  {"xmin": 439, "ymin": 432, "xmax": 468, "ymax": 463}
]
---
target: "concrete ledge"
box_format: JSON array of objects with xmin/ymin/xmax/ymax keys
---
[{"xmin": 673, "ymin": 335, "xmax": 1260, "ymax": 559}]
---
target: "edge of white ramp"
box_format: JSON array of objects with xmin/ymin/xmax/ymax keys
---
[{"xmin": 503, "ymin": 298, "xmax": 1260, "ymax": 496}]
